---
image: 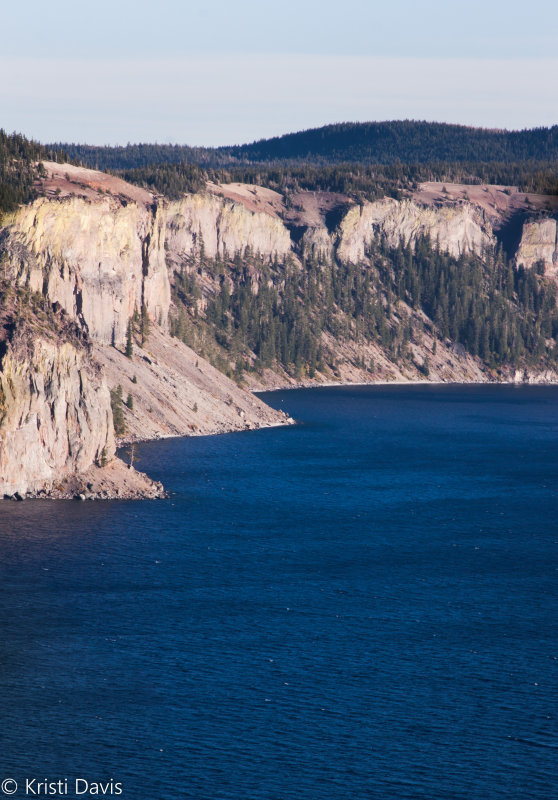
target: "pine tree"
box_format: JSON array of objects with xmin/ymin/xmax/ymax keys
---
[
  {"xmin": 125, "ymin": 320, "xmax": 133, "ymax": 358},
  {"xmin": 141, "ymin": 303, "xmax": 150, "ymax": 345},
  {"xmin": 110, "ymin": 385, "xmax": 126, "ymax": 436}
]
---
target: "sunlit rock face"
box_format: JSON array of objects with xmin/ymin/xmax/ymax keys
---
[
  {"xmin": 5, "ymin": 195, "xmax": 170, "ymax": 346},
  {"xmin": 0, "ymin": 187, "xmax": 288, "ymax": 498},
  {"xmin": 336, "ymin": 199, "xmax": 495, "ymax": 264},
  {"xmin": 516, "ymin": 218, "xmax": 558, "ymax": 277},
  {"xmin": 165, "ymin": 194, "xmax": 292, "ymax": 262}
]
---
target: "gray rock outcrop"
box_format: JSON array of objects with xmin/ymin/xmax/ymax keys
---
[
  {"xmin": 0, "ymin": 337, "xmax": 114, "ymax": 497},
  {"xmin": 336, "ymin": 198, "xmax": 495, "ymax": 263},
  {"xmin": 165, "ymin": 194, "xmax": 292, "ymax": 262}
]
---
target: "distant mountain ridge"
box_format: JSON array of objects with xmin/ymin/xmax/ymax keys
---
[
  {"xmin": 53, "ymin": 121, "xmax": 558, "ymax": 171},
  {"xmin": 217, "ymin": 121, "xmax": 558, "ymax": 165}
]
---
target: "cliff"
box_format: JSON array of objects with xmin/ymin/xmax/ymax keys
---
[
  {"xmin": 0, "ymin": 277, "xmax": 170, "ymax": 499},
  {"xmin": 336, "ymin": 198, "xmax": 494, "ymax": 263},
  {"xmin": 205, "ymin": 183, "xmax": 496, "ymax": 265},
  {"xmin": 0, "ymin": 165, "xmax": 288, "ymax": 499},
  {"xmin": 516, "ymin": 218, "xmax": 558, "ymax": 277},
  {"xmin": 165, "ymin": 192, "xmax": 292, "ymax": 262},
  {"xmin": 1, "ymin": 161, "xmax": 558, "ymax": 498},
  {"xmin": 162, "ymin": 180, "xmax": 558, "ymax": 390},
  {"xmin": 4, "ymin": 194, "xmax": 170, "ymax": 347},
  {"xmin": 0, "ymin": 334, "xmax": 112, "ymax": 497}
]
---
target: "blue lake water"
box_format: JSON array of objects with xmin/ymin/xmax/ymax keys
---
[{"xmin": 0, "ymin": 385, "xmax": 557, "ymax": 800}]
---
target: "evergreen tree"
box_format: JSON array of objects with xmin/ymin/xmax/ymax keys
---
[
  {"xmin": 125, "ymin": 320, "xmax": 133, "ymax": 358},
  {"xmin": 141, "ymin": 303, "xmax": 150, "ymax": 345},
  {"xmin": 110, "ymin": 385, "xmax": 126, "ymax": 436}
]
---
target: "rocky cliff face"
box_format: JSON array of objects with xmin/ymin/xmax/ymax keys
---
[
  {"xmin": 163, "ymin": 189, "xmax": 497, "ymax": 271},
  {"xmin": 336, "ymin": 198, "xmax": 494, "ymax": 263},
  {"xmin": 0, "ymin": 335, "xmax": 114, "ymax": 497},
  {"xmin": 516, "ymin": 217, "xmax": 558, "ymax": 277},
  {"xmin": 0, "ymin": 179, "xmax": 288, "ymax": 499},
  {"xmin": 4, "ymin": 195, "xmax": 170, "ymax": 347},
  {"xmin": 165, "ymin": 194, "xmax": 292, "ymax": 262},
  {"xmin": 301, "ymin": 225, "xmax": 335, "ymax": 263}
]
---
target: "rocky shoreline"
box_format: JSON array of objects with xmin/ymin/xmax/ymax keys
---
[
  {"xmin": 2, "ymin": 413, "xmax": 294, "ymax": 501},
  {"xmin": 3, "ymin": 460, "xmax": 166, "ymax": 501}
]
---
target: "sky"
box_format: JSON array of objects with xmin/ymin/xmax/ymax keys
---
[{"xmin": 2, "ymin": 0, "xmax": 557, "ymax": 146}]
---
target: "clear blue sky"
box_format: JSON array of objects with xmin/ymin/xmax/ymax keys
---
[{"xmin": 2, "ymin": 0, "xmax": 557, "ymax": 145}]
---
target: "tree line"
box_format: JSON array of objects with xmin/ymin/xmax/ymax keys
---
[
  {"xmin": 53, "ymin": 121, "xmax": 558, "ymax": 168},
  {"xmin": 0, "ymin": 130, "xmax": 65, "ymax": 214}
]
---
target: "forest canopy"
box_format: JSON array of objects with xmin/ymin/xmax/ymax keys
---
[
  {"xmin": 54, "ymin": 121, "xmax": 558, "ymax": 169},
  {"xmin": 2, "ymin": 122, "xmax": 558, "ymax": 218},
  {"xmin": 53, "ymin": 121, "xmax": 558, "ymax": 198}
]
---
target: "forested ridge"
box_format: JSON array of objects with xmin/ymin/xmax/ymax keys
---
[
  {"xmin": 4, "ymin": 123, "xmax": 556, "ymax": 210},
  {"xmin": 119, "ymin": 160, "xmax": 558, "ymax": 204},
  {"xmin": 218, "ymin": 121, "xmax": 558, "ymax": 166},
  {"xmin": 54, "ymin": 121, "xmax": 558, "ymax": 168},
  {"xmin": 53, "ymin": 121, "xmax": 558, "ymax": 197}
]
